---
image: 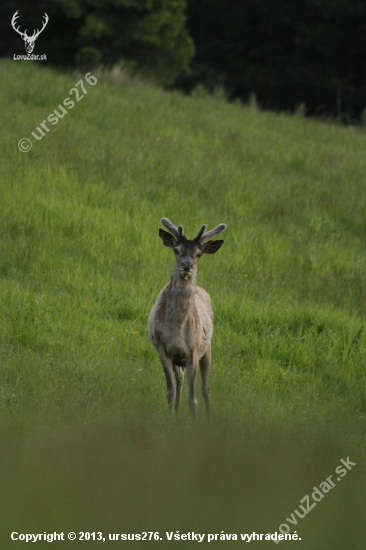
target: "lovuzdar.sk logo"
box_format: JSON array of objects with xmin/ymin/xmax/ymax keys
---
[{"xmin": 11, "ymin": 10, "xmax": 48, "ymax": 60}]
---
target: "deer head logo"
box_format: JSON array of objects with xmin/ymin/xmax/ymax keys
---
[{"xmin": 11, "ymin": 10, "xmax": 49, "ymax": 54}]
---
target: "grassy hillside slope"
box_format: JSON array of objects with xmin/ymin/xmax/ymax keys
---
[{"xmin": 0, "ymin": 60, "xmax": 365, "ymax": 548}]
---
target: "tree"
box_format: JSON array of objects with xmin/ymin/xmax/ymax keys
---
[
  {"xmin": 1, "ymin": 0, "xmax": 195, "ymax": 85},
  {"xmin": 182, "ymin": 0, "xmax": 366, "ymax": 119}
]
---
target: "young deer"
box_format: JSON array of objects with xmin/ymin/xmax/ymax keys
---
[{"xmin": 148, "ymin": 218, "xmax": 226, "ymax": 415}]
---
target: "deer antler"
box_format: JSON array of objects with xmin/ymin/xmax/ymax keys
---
[
  {"xmin": 162, "ymin": 218, "xmax": 226, "ymax": 243},
  {"xmin": 161, "ymin": 218, "xmax": 185, "ymax": 240},
  {"xmin": 193, "ymin": 224, "xmax": 207, "ymax": 241},
  {"xmin": 200, "ymin": 223, "xmax": 227, "ymax": 244},
  {"xmin": 11, "ymin": 11, "xmax": 26, "ymax": 39},
  {"xmin": 32, "ymin": 13, "xmax": 49, "ymax": 40}
]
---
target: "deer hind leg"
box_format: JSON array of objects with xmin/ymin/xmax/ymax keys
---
[
  {"xmin": 199, "ymin": 344, "xmax": 211, "ymax": 417},
  {"xmin": 159, "ymin": 346, "xmax": 176, "ymax": 412},
  {"xmin": 187, "ymin": 353, "xmax": 199, "ymax": 416},
  {"xmin": 173, "ymin": 365, "xmax": 184, "ymax": 412}
]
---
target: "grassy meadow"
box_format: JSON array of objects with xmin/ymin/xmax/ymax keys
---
[{"xmin": 0, "ymin": 59, "xmax": 366, "ymax": 547}]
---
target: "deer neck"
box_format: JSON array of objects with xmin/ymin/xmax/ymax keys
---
[{"xmin": 167, "ymin": 268, "xmax": 197, "ymax": 322}]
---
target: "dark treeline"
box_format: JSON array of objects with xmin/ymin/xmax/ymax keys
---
[
  {"xmin": 0, "ymin": 0, "xmax": 194, "ymax": 85},
  {"xmin": 1, "ymin": 0, "xmax": 366, "ymax": 119},
  {"xmin": 181, "ymin": 0, "xmax": 366, "ymax": 120}
]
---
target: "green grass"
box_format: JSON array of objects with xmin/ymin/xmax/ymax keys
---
[{"xmin": 0, "ymin": 59, "xmax": 366, "ymax": 548}]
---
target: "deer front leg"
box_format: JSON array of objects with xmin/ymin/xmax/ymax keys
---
[
  {"xmin": 173, "ymin": 365, "xmax": 184, "ymax": 412},
  {"xmin": 187, "ymin": 352, "xmax": 199, "ymax": 416},
  {"xmin": 159, "ymin": 346, "xmax": 176, "ymax": 412},
  {"xmin": 199, "ymin": 344, "xmax": 211, "ymax": 417}
]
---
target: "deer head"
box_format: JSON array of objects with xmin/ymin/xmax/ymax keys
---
[
  {"xmin": 159, "ymin": 218, "xmax": 226, "ymax": 280},
  {"xmin": 11, "ymin": 11, "xmax": 49, "ymax": 54}
]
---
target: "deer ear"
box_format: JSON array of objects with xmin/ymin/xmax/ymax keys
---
[
  {"xmin": 159, "ymin": 228, "xmax": 177, "ymax": 247},
  {"xmin": 201, "ymin": 240, "xmax": 224, "ymax": 254}
]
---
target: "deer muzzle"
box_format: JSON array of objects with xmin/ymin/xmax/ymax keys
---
[{"xmin": 180, "ymin": 262, "xmax": 193, "ymax": 280}]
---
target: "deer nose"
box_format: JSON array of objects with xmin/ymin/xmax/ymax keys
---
[{"xmin": 181, "ymin": 261, "xmax": 192, "ymax": 272}]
